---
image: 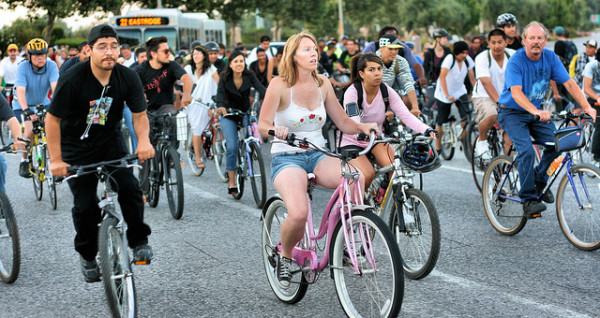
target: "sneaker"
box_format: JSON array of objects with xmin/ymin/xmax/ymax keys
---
[
  {"xmin": 19, "ymin": 161, "xmax": 31, "ymax": 178},
  {"xmin": 523, "ymin": 200, "xmax": 546, "ymax": 219},
  {"xmin": 133, "ymin": 244, "xmax": 153, "ymax": 264},
  {"xmin": 80, "ymin": 257, "xmax": 101, "ymax": 283},
  {"xmin": 535, "ymin": 182, "xmax": 554, "ymax": 204},
  {"xmin": 276, "ymin": 256, "xmax": 292, "ymax": 289},
  {"xmin": 474, "ymin": 140, "xmax": 492, "ymax": 161}
]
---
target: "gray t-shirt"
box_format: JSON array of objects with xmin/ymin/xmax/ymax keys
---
[{"xmin": 582, "ymin": 60, "xmax": 600, "ymax": 98}]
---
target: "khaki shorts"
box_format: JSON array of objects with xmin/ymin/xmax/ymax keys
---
[{"xmin": 473, "ymin": 97, "xmax": 498, "ymax": 123}]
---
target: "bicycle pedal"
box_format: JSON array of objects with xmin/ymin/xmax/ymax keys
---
[
  {"xmin": 134, "ymin": 260, "xmax": 151, "ymax": 265},
  {"xmin": 527, "ymin": 213, "xmax": 542, "ymax": 219}
]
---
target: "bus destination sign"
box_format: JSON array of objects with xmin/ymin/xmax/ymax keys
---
[{"xmin": 116, "ymin": 17, "xmax": 169, "ymax": 27}]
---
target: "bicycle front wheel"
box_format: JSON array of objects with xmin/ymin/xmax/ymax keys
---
[
  {"xmin": 98, "ymin": 217, "xmax": 137, "ymax": 318},
  {"xmin": 261, "ymin": 198, "xmax": 308, "ymax": 303},
  {"xmin": 145, "ymin": 156, "xmax": 160, "ymax": 208},
  {"xmin": 31, "ymin": 145, "xmax": 43, "ymax": 201},
  {"xmin": 330, "ymin": 210, "xmax": 404, "ymax": 318},
  {"xmin": 249, "ymin": 142, "xmax": 266, "ymax": 208},
  {"xmin": 212, "ymin": 127, "xmax": 229, "ymax": 182},
  {"xmin": 464, "ymin": 121, "xmax": 478, "ymax": 164},
  {"xmin": 556, "ymin": 164, "xmax": 600, "ymax": 251},
  {"xmin": 45, "ymin": 147, "xmax": 57, "ymax": 210},
  {"xmin": 165, "ymin": 147, "xmax": 184, "ymax": 219},
  {"xmin": 0, "ymin": 191, "xmax": 20, "ymax": 283},
  {"xmin": 440, "ymin": 129, "xmax": 455, "ymax": 161},
  {"xmin": 389, "ymin": 188, "xmax": 440, "ymax": 280},
  {"xmin": 471, "ymin": 137, "xmax": 486, "ymax": 193},
  {"xmin": 232, "ymin": 146, "xmax": 245, "ymax": 200},
  {"xmin": 482, "ymin": 155, "xmax": 527, "ymax": 235}
]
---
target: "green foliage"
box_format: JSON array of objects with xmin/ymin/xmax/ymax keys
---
[
  {"xmin": 53, "ymin": 37, "xmax": 88, "ymax": 48},
  {"xmin": 241, "ymin": 28, "xmax": 268, "ymax": 47}
]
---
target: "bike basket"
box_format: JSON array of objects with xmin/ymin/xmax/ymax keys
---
[{"xmin": 554, "ymin": 126, "xmax": 585, "ymax": 152}]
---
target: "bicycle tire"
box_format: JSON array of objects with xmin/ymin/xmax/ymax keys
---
[
  {"xmin": 45, "ymin": 147, "xmax": 57, "ymax": 210},
  {"xmin": 482, "ymin": 155, "xmax": 527, "ymax": 235},
  {"xmin": 146, "ymin": 156, "xmax": 160, "ymax": 208},
  {"xmin": 186, "ymin": 127, "xmax": 205, "ymax": 177},
  {"xmin": 556, "ymin": 163, "xmax": 600, "ymax": 251},
  {"xmin": 464, "ymin": 121, "xmax": 478, "ymax": 164},
  {"xmin": 212, "ymin": 127, "xmax": 229, "ymax": 182},
  {"xmin": 0, "ymin": 123, "xmax": 5, "ymax": 146},
  {"xmin": 122, "ymin": 126, "xmax": 134, "ymax": 155},
  {"xmin": 232, "ymin": 146, "xmax": 245, "ymax": 200},
  {"xmin": 389, "ymin": 188, "xmax": 440, "ymax": 280},
  {"xmin": 0, "ymin": 191, "xmax": 20, "ymax": 283},
  {"xmin": 98, "ymin": 216, "xmax": 137, "ymax": 318},
  {"xmin": 249, "ymin": 142, "xmax": 266, "ymax": 208},
  {"xmin": 165, "ymin": 147, "xmax": 184, "ymax": 219},
  {"xmin": 31, "ymin": 145, "xmax": 43, "ymax": 201},
  {"xmin": 261, "ymin": 198, "xmax": 309, "ymax": 303},
  {"xmin": 440, "ymin": 127, "xmax": 455, "ymax": 160},
  {"xmin": 330, "ymin": 209, "xmax": 403, "ymax": 317},
  {"xmin": 471, "ymin": 137, "xmax": 486, "ymax": 193}
]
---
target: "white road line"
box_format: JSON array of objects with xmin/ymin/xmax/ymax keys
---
[
  {"xmin": 430, "ymin": 271, "xmax": 592, "ymax": 317},
  {"xmin": 184, "ymin": 183, "xmax": 262, "ymax": 218},
  {"xmin": 441, "ymin": 164, "xmax": 483, "ymax": 176}
]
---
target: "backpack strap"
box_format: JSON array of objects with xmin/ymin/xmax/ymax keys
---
[
  {"xmin": 380, "ymin": 83, "xmax": 390, "ymax": 111},
  {"xmin": 354, "ymin": 81, "xmax": 364, "ymax": 110}
]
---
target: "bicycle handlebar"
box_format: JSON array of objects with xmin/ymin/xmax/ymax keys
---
[
  {"xmin": 268, "ymin": 129, "xmax": 378, "ymax": 160},
  {"xmin": 64, "ymin": 154, "xmax": 140, "ymax": 180}
]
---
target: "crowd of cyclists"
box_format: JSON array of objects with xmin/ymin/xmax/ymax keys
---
[{"xmin": 1, "ymin": 10, "xmax": 600, "ymax": 316}]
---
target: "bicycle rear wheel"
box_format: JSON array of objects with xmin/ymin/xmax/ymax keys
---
[
  {"xmin": 330, "ymin": 209, "xmax": 403, "ymax": 318},
  {"xmin": 389, "ymin": 188, "xmax": 440, "ymax": 280},
  {"xmin": 249, "ymin": 142, "xmax": 266, "ymax": 208},
  {"xmin": 31, "ymin": 146, "xmax": 43, "ymax": 201},
  {"xmin": 471, "ymin": 137, "xmax": 488, "ymax": 193},
  {"xmin": 482, "ymin": 155, "xmax": 527, "ymax": 235},
  {"xmin": 440, "ymin": 127, "xmax": 455, "ymax": 160},
  {"xmin": 186, "ymin": 128, "xmax": 205, "ymax": 177},
  {"xmin": 232, "ymin": 146, "xmax": 245, "ymax": 200},
  {"xmin": 556, "ymin": 164, "xmax": 600, "ymax": 251},
  {"xmin": 464, "ymin": 121, "xmax": 478, "ymax": 164},
  {"xmin": 0, "ymin": 191, "xmax": 20, "ymax": 283},
  {"xmin": 98, "ymin": 217, "xmax": 137, "ymax": 318},
  {"xmin": 165, "ymin": 147, "xmax": 184, "ymax": 219},
  {"xmin": 145, "ymin": 156, "xmax": 160, "ymax": 208},
  {"xmin": 212, "ymin": 127, "xmax": 229, "ymax": 182},
  {"xmin": 261, "ymin": 198, "xmax": 309, "ymax": 303},
  {"xmin": 45, "ymin": 147, "xmax": 57, "ymax": 210}
]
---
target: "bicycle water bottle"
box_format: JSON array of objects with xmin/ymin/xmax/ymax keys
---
[
  {"xmin": 375, "ymin": 174, "xmax": 390, "ymax": 203},
  {"xmin": 547, "ymin": 156, "xmax": 564, "ymax": 176}
]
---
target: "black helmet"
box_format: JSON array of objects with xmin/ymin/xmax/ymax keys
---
[
  {"xmin": 432, "ymin": 29, "xmax": 449, "ymax": 39},
  {"xmin": 204, "ymin": 41, "xmax": 219, "ymax": 52},
  {"xmin": 190, "ymin": 41, "xmax": 203, "ymax": 51},
  {"xmin": 497, "ymin": 13, "xmax": 517, "ymax": 28},
  {"xmin": 400, "ymin": 140, "xmax": 440, "ymax": 173}
]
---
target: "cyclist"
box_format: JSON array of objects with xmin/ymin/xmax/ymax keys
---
[
  {"xmin": 134, "ymin": 35, "xmax": 193, "ymax": 197},
  {"xmin": 433, "ymin": 41, "xmax": 475, "ymax": 152},
  {"xmin": 0, "ymin": 44, "xmax": 23, "ymax": 102},
  {"xmin": 0, "ymin": 94, "xmax": 26, "ymax": 191},
  {"xmin": 184, "ymin": 42, "xmax": 219, "ymax": 169},
  {"xmin": 497, "ymin": 13, "xmax": 522, "ymax": 51},
  {"xmin": 14, "ymin": 38, "xmax": 59, "ymax": 178},
  {"xmin": 582, "ymin": 47, "xmax": 600, "ymax": 165},
  {"xmin": 204, "ymin": 41, "xmax": 226, "ymax": 73},
  {"xmin": 120, "ymin": 43, "xmax": 136, "ymax": 67},
  {"xmin": 249, "ymin": 48, "xmax": 269, "ymax": 87},
  {"xmin": 129, "ymin": 47, "xmax": 147, "ymax": 69},
  {"xmin": 59, "ymin": 41, "xmax": 89, "ymax": 75},
  {"xmin": 46, "ymin": 24, "xmax": 154, "ymax": 283},
  {"xmin": 472, "ymin": 29, "xmax": 515, "ymax": 160},
  {"xmin": 573, "ymin": 39, "xmax": 597, "ymax": 88},
  {"xmin": 340, "ymin": 53, "xmax": 437, "ymax": 187},
  {"xmin": 247, "ymin": 35, "xmax": 277, "ymax": 65},
  {"xmin": 336, "ymin": 38, "xmax": 359, "ymax": 79},
  {"xmin": 423, "ymin": 29, "xmax": 452, "ymax": 84},
  {"xmin": 362, "ymin": 25, "xmax": 427, "ymax": 87},
  {"xmin": 257, "ymin": 31, "xmax": 377, "ymax": 288},
  {"xmin": 267, "ymin": 46, "xmax": 284, "ymax": 83},
  {"xmin": 497, "ymin": 21, "xmax": 596, "ymax": 218},
  {"xmin": 215, "ymin": 51, "xmax": 266, "ymax": 194},
  {"xmin": 376, "ymin": 34, "xmax": 420, "ymax": 116}
]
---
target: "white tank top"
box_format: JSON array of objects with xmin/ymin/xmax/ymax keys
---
[{"xmin": 271, "ymin": 84, "xmax": 327, "ymax": 154}]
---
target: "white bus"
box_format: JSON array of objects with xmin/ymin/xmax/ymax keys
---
[{"xmin": 110, "ymin": 8, "xmax": 226, "ymax": 51}]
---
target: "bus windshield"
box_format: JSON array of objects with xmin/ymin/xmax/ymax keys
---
[
  {"xmin": 116, "ymin": 29, "xmax": 142, "ymax": 48},
  {"xmin": 144, "ymin": 28, "xmax": 177, "ymax": 50}
]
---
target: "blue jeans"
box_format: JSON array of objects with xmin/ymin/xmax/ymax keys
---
[
  {"xmin": 123, "ymin": 106, "xmax": 138, "ymax": 152},
  {"xmin": 0, "ymin": 155, "xmax": 6, "ymax": 192},
  {"xmin": 498, "ymin": 107, "xmax": 559, "ymax": 201},
  {"xmin": 220, "ymin": 115, "xmax": 248, "ymax": 171}
]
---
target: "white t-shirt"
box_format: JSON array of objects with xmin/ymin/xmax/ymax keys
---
[
  {"xmin": 122, "ymin": 55, "xmax": 136, "ymax": 67},
  {"xmin": 246, "ymin": 46, "xmax": 276, "ymax": 65},
  {"xmin": 472, "ymin": 48, "xmax": 516, "ymax": 99},
  {"xmin": 434, "ymin": 54, "xmax": 474, "ymax": 103},
  {"xmin": 0, "ymin": 56, "xmax": 24, "ymax": 84},
  {"xmin": 582, "ymin": 60, "xmax": 600, "ymax": 98}
]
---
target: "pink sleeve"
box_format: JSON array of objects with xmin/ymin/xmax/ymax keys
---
[{"xmin": 386, "ymin": 84, "xmax": 430, "ymax": 133}]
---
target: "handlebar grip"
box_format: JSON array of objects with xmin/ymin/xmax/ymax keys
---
[
  {"xmin": 357, "ymin": 132, "xmax": 368, "ymax": 141},
  {"xmin": 533, "ymin": 115, "xmax": 541, "ymax": 121},
  {"xmin": 268, "ymin": 129, "xmax": 275, "ymax": 136}
]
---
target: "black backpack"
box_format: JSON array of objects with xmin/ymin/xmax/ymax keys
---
[
  {"xmin": 449, "ymin": 54, "xmax": 470, "ymax": 70},
  {"xmin": 337, "ymin": 80, "xmax": 390, "ymax": 149}
]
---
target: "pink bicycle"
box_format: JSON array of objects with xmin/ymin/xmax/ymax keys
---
[{"xmin": 261, "ymin": 131, "xmax": 404, "ymax": 317}]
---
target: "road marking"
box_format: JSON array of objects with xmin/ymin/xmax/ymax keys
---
[
  {"xmin": 441, "ymin": 164, "xmax": 483, "ymax": 176},
  {"xmin": 430, "ymin": 271, "xmax": 592, "ymax": 317},
  {"xmin": 184, "ymin": 183, "xmax": 262, "ymax": 218}
]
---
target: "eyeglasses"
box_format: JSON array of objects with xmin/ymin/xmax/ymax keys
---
[
  {"xmin": 69, "ymin": 54, "xmax": 77, "ymax": 57},
  {"xmin": 161, "ymin": 48, "xmax": 171, "ymax": 55},
  {"xmin": 93, "ymin": 44, "xmax": 120, "ymax": 54}
]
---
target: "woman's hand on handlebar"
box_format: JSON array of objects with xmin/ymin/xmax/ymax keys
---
[
  {"xmin": 216, "ymin": 107, "xmax": 227, "ymax": 116},
  {"xmin": 271, "ymin": 126, "xmax": 289, "ymax": 141},
  {"xmin": 425, "ymin": 128, "xmax": 438, "ymax": 139},
  {"xmin": 359, "ymin": 122, "xmax": 379, "ymax": 136}
]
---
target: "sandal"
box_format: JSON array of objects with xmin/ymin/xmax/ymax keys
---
[
  {"xmin": 228, "ymin": 187, "xmax": 238, "ymax": 195},
  {"xmin": 196, "ymin": 161, "xmax": 206, "ymax": 169}
]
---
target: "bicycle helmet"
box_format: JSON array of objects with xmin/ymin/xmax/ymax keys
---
[
  {"xmin": 204, "ymin": 41, "xmax": 219, "ymax": 52},
  {"xmin": 496, "ymin": 13, "xmax": 518, "ymax": 28},
  {"xmin": 26, "ymin": 38, "xmax": 48, "ymax": 55},
  {"xmin": 190, "ymin": 41, "xmax": 203, "ymax": 51},
  {"xmin": 400, "ymin": 139, "xmax": 441, "ymax": 173},
  {"xmin": 432, "ymin": 29, "xmax": 449, "ymax": 39}
]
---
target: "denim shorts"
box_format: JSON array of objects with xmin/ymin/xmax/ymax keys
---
[{"xmin": 270, "ymin": 150, "xmax": 327, "ymax": 182}]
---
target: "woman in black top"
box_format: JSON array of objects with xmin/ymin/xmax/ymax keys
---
[{"xmin": 215, "ymin": 51, "xmax": 266, "ymax": 194}]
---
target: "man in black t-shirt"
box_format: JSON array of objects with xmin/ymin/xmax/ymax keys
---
[{"xmin": 46, "ymin": 24, "xmax": 155, "ymax": 283}]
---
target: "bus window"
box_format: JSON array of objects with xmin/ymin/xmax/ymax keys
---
[
  {"xmin": 115, "ymin": 29, "xmax": 142, "ymax": 48},
  {"xmin": 145, "ymin": 28, "xmax": 178, "ymax": 50}
]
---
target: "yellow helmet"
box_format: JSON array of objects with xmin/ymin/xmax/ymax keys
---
[{"xmin": 26, "ymin": 38, "xmax": 48, "ymax": 55}]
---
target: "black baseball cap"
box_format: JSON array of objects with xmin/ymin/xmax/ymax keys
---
[{"xmin": 88, "ymin": 24, "xmax": 118, "ymax": 45}]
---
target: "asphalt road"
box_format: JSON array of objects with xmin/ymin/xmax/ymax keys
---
[{"xmin": 0, "ymin": 133, "xmax": 598, "ymax": 317}]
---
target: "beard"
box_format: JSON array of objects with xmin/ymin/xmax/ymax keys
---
[{"xmin": 95, "ymin": 57, "xmax": 116, "ymax": 70}]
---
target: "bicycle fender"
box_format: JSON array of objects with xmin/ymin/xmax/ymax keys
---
[{"xmin": 261, "ymin": 194, "xmax": 282, "ymax": 221}]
